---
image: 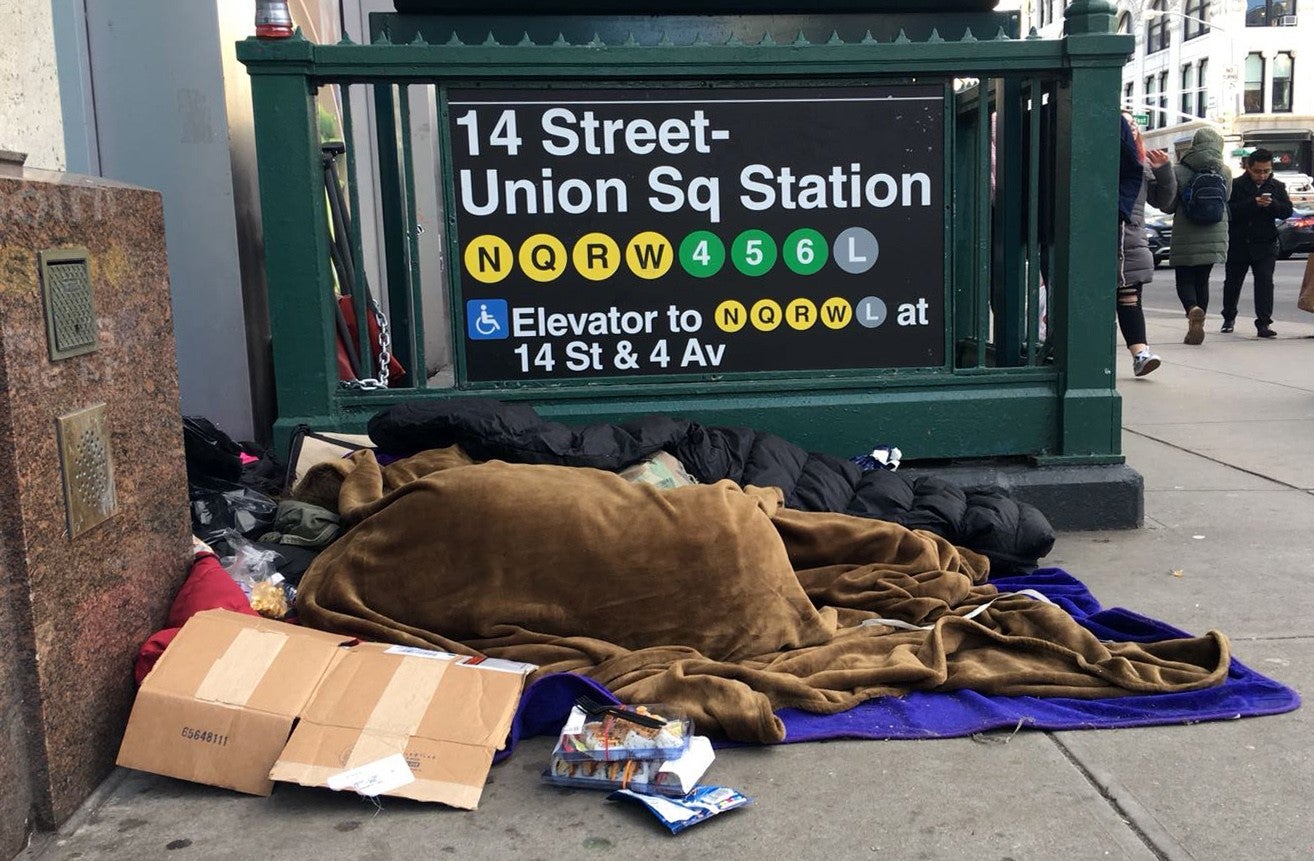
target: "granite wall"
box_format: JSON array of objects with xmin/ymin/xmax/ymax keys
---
[
  {"xmin": 0, "ymin": 529, "xmax": 37, "ymax": 858},
  {"xmin": 0, "ymin": 163, "xmax": 191, "ymax": 854}
]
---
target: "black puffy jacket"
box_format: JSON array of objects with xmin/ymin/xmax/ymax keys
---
[{"xmin": 367, "ymin": 399, "xmax": 1055, "ymax": 574}]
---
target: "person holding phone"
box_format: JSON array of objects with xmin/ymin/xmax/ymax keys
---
[{"xmin": 1221, "ymin": 148, "xmax": 1294, "ymax": 338}]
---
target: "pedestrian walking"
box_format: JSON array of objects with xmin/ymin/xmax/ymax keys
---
[
  {"xmin": 1117, "ymin": 115, "xmax": 1176, "ymax": 377},
  {"xmin": 1220, "ymin": 147, "xmax": 1294, "ymax": 338},
  {"xmin": 1165, "ymin": 127, "xmax": 1232, "ymax": 345}
]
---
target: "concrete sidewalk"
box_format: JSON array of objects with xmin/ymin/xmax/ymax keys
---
[{"xmin": 22, "ymin": 292, "xmax": 1314, "ymax": 861}]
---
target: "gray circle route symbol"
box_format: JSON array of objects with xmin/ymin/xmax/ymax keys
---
[
  {"xmin": 856, "ymin": 296, "xmax": 887, "ymax": 328},
  {"xmin": 834, "ymin": 227, "xmax": 879, "ymax": 274}
]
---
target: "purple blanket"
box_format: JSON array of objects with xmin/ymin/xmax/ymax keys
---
[{"xmin": 496, "ymin": 568, "xmax": 1299, "ymax": 761}]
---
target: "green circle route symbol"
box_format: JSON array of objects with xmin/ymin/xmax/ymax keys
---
[
  {"xmin": 731, "ymin": 230, "xmax": 778, "ymax": 277},
  {"xmin": 783, "ymin": 228, "xmax": 828, "ymax": 275},
  {"xmin": 679, "ymin": 231, "xmax": 726, "ymax": 278}
]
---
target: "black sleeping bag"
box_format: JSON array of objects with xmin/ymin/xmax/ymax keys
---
[{"xmin": 366, "ymin": 398, "xmax": 1055, "ymax": 573}]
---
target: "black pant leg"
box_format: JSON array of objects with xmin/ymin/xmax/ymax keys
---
[
  {"xmin": 1251, "ymin": 249, "xmax": 1277, "ymax": 327},
  {"xmin": 1222, "ymin": 250, "xmax": 1250, "ymax": 323},
  {"xmin": 1116, "ymin": 284, "xmax": 1147, "ymax": 347},
  {"xmin": 1193, "ymin": 264, "xmax": 1212, "ymax": 314},
  {"xmin": 1176, "ymin": 265, "xmax": 1201, "ymax": 312}
]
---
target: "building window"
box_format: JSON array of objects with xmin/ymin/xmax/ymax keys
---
[
  {"xmin": 1147, "ymin": 0, "xmax": 1171, "ymax": 52},
  {"xmin": 1272, "ymin": 52, "xmax": 1293, "ymax": 112},
  {"xmin": 1145, "ymin": 75, "xmax": 1157, "ymax": 129},
  {"xmin": 1117, "ymin": 11, "xmax": 1131, "ymax": 33},
  {"xmin": 1181, "ymin": 64, "xmax": 1196, "ymax": 118},
  {"xmin": 1159, "ymin": 70, "xmax": 1170, "ymax": 126},
  {"xmin": 1124, "ymin": 80, "xmax": 1134, "ymax": 110},
  {"xmin": 1197, "ymin": 58, "xmax": 1209, "ymax": 118},
  {"xmin": 1247, "ymin": 0, "xmax": 1298, "ymax": 26},
  {"xmin": 1185, "ymin": 0, "xmax": 1211, "ymax": 38},
  {"xmin": 1244, "ymin": 53, "xmax": 1266, "ymax": 112}
]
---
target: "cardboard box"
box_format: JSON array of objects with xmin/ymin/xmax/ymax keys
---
[
  {"xmin": 270, "ymin": 643, "xmax": 531, "ymax": 809},
  {"xmin": 116, "ymin": 609, "xmax": 353, "ymax": 795},
  {"xmin": 117, "ymin": 611, "xmax": 531, "ymax": 808}
]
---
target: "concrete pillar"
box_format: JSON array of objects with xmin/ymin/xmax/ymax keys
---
[{"xmin": 0, "ymin": 0, "xmax": 66, "ymax": 171}]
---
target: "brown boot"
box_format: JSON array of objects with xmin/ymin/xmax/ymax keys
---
[{"xmin": 1185, "ymin": 306, "xmax": 1205, "ymax": 345}]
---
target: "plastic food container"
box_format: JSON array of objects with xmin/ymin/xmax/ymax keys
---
[
  {"xmin": 543, "ymin": 735, "xmax": 713, "ymax": 796},
  {"xmin": 555, "ymin": 703, "xmax": 691, "ymax": 762}
]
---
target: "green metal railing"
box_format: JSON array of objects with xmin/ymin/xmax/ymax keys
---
[{"xmin": 238, "ymin": 2, "xmax": 1132, "ymax": 461}]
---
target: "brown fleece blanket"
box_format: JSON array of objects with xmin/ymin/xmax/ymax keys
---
[{"xmin": 295, "ymin": 449, "xmax": 1230, "ymax": 744}]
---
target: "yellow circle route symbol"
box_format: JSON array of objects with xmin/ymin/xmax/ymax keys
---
[
  {"xmin": 785, "ymin": 298, "xmax": 818, "ymax": 331},
  {"xmin": 625, "ymin": 231, "xmax": 673, "ymax": 280},
  {"xmin": 820, "ymin": 296, "xmax": 853, "ymax": 329},
  {"xmin": 463, "ymin": 235, "xmax": 513, "ymax": 284},
  {"xmin": 572, "ymin": 233, "xmax": 621, "ymax": 282},
  {"xmin": 714, "ymin": 300, "xmax": 748, "ymax": 333},
  {"xmin": 751, "ymin": 299, "xmax": 784, "ymax": 332}
]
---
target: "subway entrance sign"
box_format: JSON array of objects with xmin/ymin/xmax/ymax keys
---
[
  {"xmin": 240, "ymin": 1, "xmax": 1145, "ymax": 523},
  {"xmin": 448, "ymin": 84, "xmax": 945, "ymax": 382}
]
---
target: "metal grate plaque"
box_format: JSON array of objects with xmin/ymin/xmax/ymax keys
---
[
  {"xmin": 39, "ymin": 248, "xmax": 98, "ymax": 360},
  {"xmin": 57, "ymin": 403, "xmax": 118, "ymax": 538}
]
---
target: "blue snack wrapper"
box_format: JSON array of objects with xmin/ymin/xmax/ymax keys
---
[{"xmin": 607, "ymin": 785, "xmax": 750, "ymax": 834}]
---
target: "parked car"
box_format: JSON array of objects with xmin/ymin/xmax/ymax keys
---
[
  {"xmin": 1277, "ymin": 208, "xmax": 1314, "ymax": 259},
  {"xmin": 1144, "ymin": 205, "xmax": 1173, "ymax": 267},
  {"xmin": 1276, "ymin": 172, "xmax": 1313, "ymax": 210}
]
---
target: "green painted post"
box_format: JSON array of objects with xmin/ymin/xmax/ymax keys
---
[
  {"xmin": 1064, "ymin": 0, "xmax": 1117, "ymax": 36},
  {"xmin": 241, "ymin": 36, "xmax": 339, "ymax": 450},
  {"xmin": 992, "ymin": 77, "xmax": 1024, "ymax": 367},
  {"xmin": 1046, "ymin": 5, "xmax": 1134, "ymax": 461},
  {"xmin": 951, "ymin": 94, "xmax": 976, "ymax": 364},
  {"xmin": 373, "ymin": 83, "xmax": 418, "ymax": 384}
]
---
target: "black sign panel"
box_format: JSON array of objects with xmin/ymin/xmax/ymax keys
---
[{"xmin": 446, "ymin": 84, "xmax": 945, "ymax": 382}]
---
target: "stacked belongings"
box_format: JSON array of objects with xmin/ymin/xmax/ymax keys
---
[
  {"xmin": 542, "ymin": 697, "xmax": 706, "ymax": 797},
  {"xmin": 541, "ymin": 696, "xmax": 751, "ymax": 833}
]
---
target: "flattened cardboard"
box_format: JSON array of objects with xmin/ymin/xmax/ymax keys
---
[
  {"xmin": 268, "ymin": 643, "xmax": 529, "ymax": 809},
  {"xmin": 117, "ymin": 611, "xmax": 531, "ymax": 808},
  {"xmin": 116, "ymin": 610, "xmax": 352, "ymax": 795}
]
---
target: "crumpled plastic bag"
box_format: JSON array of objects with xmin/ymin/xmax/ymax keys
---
[
  {"xmin": 189, "ymin": 477, "xmax": 277, "ymax": 544},
  {"xmin": 216, "ymin": 530, "xmax": 295, "ymax": 620}
]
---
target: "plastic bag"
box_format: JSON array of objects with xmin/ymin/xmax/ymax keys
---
[
  {"xmin": 189, "ymin": 477, "xmax": 278, "ymax": 544},
  {"xmin": 217, "ymin": 531, "xmax": 296, "ymax": 619}
]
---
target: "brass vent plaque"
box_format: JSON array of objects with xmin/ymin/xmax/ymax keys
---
[
  {"xmin": 39, "ymin": 248, "xmax": 98, "ymax": 360},
  {"xmin": 57, "ymin": 403, "xmax": 117, "ymax": 538}
]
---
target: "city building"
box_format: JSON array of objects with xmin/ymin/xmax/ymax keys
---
[{"xmin": 1021, "ymin": 0, "xmax": 1312, "ymax": 201}]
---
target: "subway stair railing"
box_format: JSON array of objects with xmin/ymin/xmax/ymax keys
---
[{"xmin": 237, "ymin": 1, "xmax": 1132, "ymax": 462}]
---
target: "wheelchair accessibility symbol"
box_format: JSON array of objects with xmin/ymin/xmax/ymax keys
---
[{"xmin": 467, "ymin": 299, "xmax": 508, "ymax": 340}]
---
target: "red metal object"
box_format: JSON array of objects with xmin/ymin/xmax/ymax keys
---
[{"xmin": 255, "ymin": 1, "xmax": 294, "ymax": 39}]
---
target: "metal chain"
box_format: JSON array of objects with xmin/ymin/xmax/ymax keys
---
[{"xmin": 339, "ymin": 298, "xmax": 392, "ymax": 391}]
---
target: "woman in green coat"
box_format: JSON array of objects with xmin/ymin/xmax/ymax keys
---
[{"xmin": 1164, "ymin": 127, "xmax": 1233, "ymax": 345}]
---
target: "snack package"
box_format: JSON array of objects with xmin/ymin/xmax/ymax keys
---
[
  {"xmin": 557, "ymin": 704, "xmax": 691, "ymax": 762},
  {"xmin": 248, "ymin": 575, "xmax": 289, "ymax": 619},
  {"xmin": 544, "ymin": 736, "xmax": 713, "ymax": 796},
  {"xmin": 217, "ymin": 530, "xmax": 294, "ymax": 619},
  {"xmin": 608, "ymin": 785, "xmax": 751, "ymax": 834}
]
